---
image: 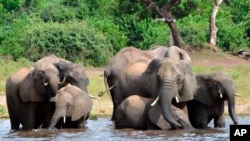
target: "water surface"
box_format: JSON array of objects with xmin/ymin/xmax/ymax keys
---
[{"xmin": 0, "ymin": 116, "xmax": 249, "ymax": 141}]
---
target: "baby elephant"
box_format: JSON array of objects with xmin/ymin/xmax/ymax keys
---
[
  {"xmin": 187, "ymin": 71, "xmax": 238, "ymax": 128},
  {"xmin": 49, "ymin": 84, "xmax": 93, "ymax": 129},
  {"xmin": 115, "ymin": 95, "xmax": 193, "ymax": 130}
]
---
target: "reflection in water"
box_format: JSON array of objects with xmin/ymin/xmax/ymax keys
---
[{"xmin": 0, "ymin": 116, "xmax": 249, "ymax": 141}]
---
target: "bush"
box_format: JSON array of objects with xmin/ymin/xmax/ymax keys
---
[
  {"xmin": 22, "ymin": 21, "xmax": 112, "ymax": 66},
  {"xmin": 0, "ymin": 15, "xmax": 29, "ymax": 60}
]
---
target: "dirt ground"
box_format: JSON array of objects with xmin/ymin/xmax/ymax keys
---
[{"xmin": 1, "ymin": 49, "xmax": 250, "ymax": 115}]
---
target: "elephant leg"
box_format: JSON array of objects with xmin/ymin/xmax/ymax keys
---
[
  {"xmin": 7, "ymin": 104, "xmax": 21, "ymax": 129},
  {"xmin": 214, "ymin": 114, "xmax": 225, "ymax": 128},
  {"xmin": 33, "ymin": 102, "xmax": 52, "ymax": 129},
  {"xmin": 187, "ymin": 101, "xmax": 209, "ymax": 128},
  {"xmin": 22, "ymin": 103, "xmax": 37, "ymax": 130},
  {"xmin": 9, "ymin": 111, "xmax": 21, "ymax": 129}
]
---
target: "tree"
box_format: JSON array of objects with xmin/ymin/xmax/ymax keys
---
[
  {"xmin": 209, "ymin": 0, "xmax": 223, "ymax": 51},
  {"xmin": 137, "ymin": 0, "xmax": 185, "ymax": 48}
]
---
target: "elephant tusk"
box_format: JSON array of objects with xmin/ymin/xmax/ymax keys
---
[
  {"xmin": 219, "ymin": 89, "xmax": 223, "ymax": 98},
  {"xmin": 44, "ymin": 81, "xmax": 49, "ymax": 86},
  {"xmin": 151, "ymin": 96, "xmax": 159, "ymax": 106},
  {"xmin": 175, "ymin": 96, "xmax": 179, "ymax": 103},
  {"xmin": 235, "ymin": 93, "xmax": 240, "ymax": 97},
  {"xmin": 58, "ymin": 76, "xmax": 66, "ymax": 85},
  {"xmin": 89, "ymin": 95, "xmax": 97, "ymax": 99},
  {"xmin": 63, "ymin": 116, "xmax": 66, "ymax": 123}
]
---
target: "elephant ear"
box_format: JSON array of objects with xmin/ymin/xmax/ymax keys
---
[
  {"xmin": 148, "ymin": 103, "xmax": 171, "ymax": 130},
  {"xmin": 194, "ymin": 75, "xmax": 215, "ymax": 106},
  {"xmin": 54, "ymin": 61, "xmax": 70, "ymax": 85},
  {"xmin": 179, "ymin": 61, "xmax": 197, "ymax": 101},
  {"xmin": 19, "ymin": 71, "xmax": 44, "ymax": 102}
]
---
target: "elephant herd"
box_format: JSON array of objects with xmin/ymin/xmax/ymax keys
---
[
  {"xmin": 6, "ymin": 55, "xmax": 92, "ymax": 130},
  {"xmin": 5, "ymin": 46, "xmax": 238, "ymax": 131},
  {"xmin": 103, "ymin": 46, "xmax": 238, "ymax": 130}
]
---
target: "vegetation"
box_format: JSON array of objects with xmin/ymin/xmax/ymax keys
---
[
  {"xmin": 0, "ymin": 0, "xmax": 249, "ymax": 66},
  {"xmin": 0, "ymin": 0, "xmax": 250, "ymax": 118}
]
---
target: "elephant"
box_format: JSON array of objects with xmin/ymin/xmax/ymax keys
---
[
  {"xmin": 114, "ymin": 58, "xmax": 197, "ymax": 128},
  {"xmin": 187, "ymin": 71, "xmax": 238, "ymax": 128},
  {"xmin": 48, "ymin": 84, "xmax": 93, "ymax": 129},
  {"xmin": 115, "ymin": 95, "xmax": 193, "ymax": 130},
  {"xmin": 34, "ymin": 54, "xmax": 89, "ymax": 93},
  {"xmin": 103, "ymin": 46, "xmax": 191, "ymax": 120},
  {"xmin": 6, "ymin": 55, "xmax": 90, "ymax": 130},
  {"xmin": 6, "ymin": 66, "xmax": 58, "ymax": 130}
]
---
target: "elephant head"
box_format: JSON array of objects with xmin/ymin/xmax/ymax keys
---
[
  {"xmin": 54, "ymin": 61, "xmax": 89, "ymax": 93},
  {"xmin": 148, "ymin": 103, "xmax": 193, "ymax": 130},
  {"xmin": 194, "ymin": 71, "xmax": 238, "ymax": 125},
  {"xmin": 142, "ymin": 58, "xmax": 197, "ymax": 128},
  {"xmin": 49, "ymin": 84, "xmax": 93, "ymax": 129},
  {"xmin": 165, "ymin": 46, "xmax": 192, "ymax": 64},
  {"xmin": 115, "ymin": 95, "xmax": 193, "ymax": 130},
  {"xmin": 19, "ymin": 64, "xmax": 60, "ymax": 102}
]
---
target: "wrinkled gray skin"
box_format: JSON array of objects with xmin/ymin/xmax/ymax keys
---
[
  {"xmin": 6, "ymin": 65, "xmax": 59, "ymax": 130},
  {"xmin": 187, "ymin": 71, "xmax": 238, "ymax": 128},
  {"xmin": 49, "ymin": 84, "xmax": 93, "ymax": 129},
  {"xmin": 104, "ymin": 46, "xmax": 191, "ymax": 120},
  {"xmin": 114, "ymin": 58, "xmax": 197, "ymax": 128},
  {"xmin": 115, "ymin": 95, "xmax": 193, "ymax": 130}
]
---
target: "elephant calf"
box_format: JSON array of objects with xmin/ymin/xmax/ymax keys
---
[
  {"xmin": 49, "ymin": 84, "xmax": 93, "ymax": 129},
  {"xmin": 115, "ymin": 95, "xmax": 193, "ymax": 130},
  {"xmin": 187, "ymin": 71, "xmax": 238, "ymax": 128}
]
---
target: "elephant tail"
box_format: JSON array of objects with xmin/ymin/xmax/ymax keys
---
[{"xmin": 98, "ymin": 70, "xmax": 114, "ymax": 99}]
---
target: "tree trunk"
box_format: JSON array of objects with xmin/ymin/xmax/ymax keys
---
[
  {"xmin": 137, "ymin": 0, "xmax": 184, "ymax": 48},
  {"xmin": 209, "ymin": 0, "xmax": 223, "ymax": 48},
  {"xmin": 166, "ymin": 20, "xmax": 185, "ymax": 48}
]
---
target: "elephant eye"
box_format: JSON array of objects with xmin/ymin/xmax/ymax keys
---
[
  {"xmin": 176, "ymin": 75, "xmax": 182, "ymax": 84},
  {"xmin": 66, "ymin": 104, "xmax": 70, "ymax": 109}
]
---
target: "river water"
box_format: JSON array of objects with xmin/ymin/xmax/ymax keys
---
[{"xmin": 0, "ymin": 116, "xmax": 249, "ymax": 141}]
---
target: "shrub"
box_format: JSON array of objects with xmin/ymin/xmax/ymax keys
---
[{"xmin": 22, "ymin": 21, "xmax": 112, "ymax": 66}]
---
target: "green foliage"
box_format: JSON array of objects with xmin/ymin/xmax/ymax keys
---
[
  {"xmin": 22, "ymin": 21, "xmax": 112, "ymax": 66},
  {"xmin": 0, "ymin": 0, "xmax": 250, "ymax": 67},
  {"xmin": 40, "ymin": 4, "xmax": 82, "ymax": 22},
  {"xmin": 178, "ymin": 14, "xmax": 209, "ymax": 45},
  {"xmin": 0, "ymin": 0, "xmax": 24, "ymax": 11},
  {"xmin": 0, "ymin": 15, "xmax": 30, "ymax": 60},
  {"xmin": 86, "ymin": 17, "xmax": 127, "ymax": 53}
]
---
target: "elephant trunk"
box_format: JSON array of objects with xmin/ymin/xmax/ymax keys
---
[
  {"xmin": 226, "ymin": 90, "xmax": 238, "ymax": 125},
  {"xmin": 77, "ymin": 81, "xmax": 88, "ymax": 93},
  {"xmin": 48, "ymin": 108, "xmax": 66, "ymax": 129},
  {"xmin": 159, "ymin": 80, "xmax": 181, "ymax": 129},
  {"xmin": 47, "ymin": 72, "xmax": 60, "ymax": 97}
]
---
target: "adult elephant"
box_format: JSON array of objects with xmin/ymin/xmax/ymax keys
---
[
  {"xmin": 114, "ymin": 58, "xmax": 197, "ymax": 128},
  {"xmin": 103, "ymin": 46, "xmax": 191, "ymax": 120},
  {"xmin": 187, "ymin": 71, "xmax": 238, "ymax": 128},
  {"xmin": 115, "ymin": 95, "xmax": 193, "ymax": 130},
  {"xmin": 48, "ymin": 84, "xmax": 93, "ymax": 129},
  {"xmin": 6, "ymin": 65, "xmax": 60, "ymax": 130},
  {"xmin": 34, "ymin": 54, "xmax": 89, "ymax": 93}
]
